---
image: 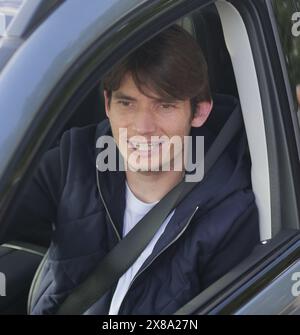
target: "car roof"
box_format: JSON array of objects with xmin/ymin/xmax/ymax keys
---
[
  {"xmin": 3, "ymin": 0, "xmax": 156, "ymax": 39},
  {"xmin": 0, "ymin": 0, "xmax": 24, "ymax": 35},
  {"xmin": 3, "ymin": 0, "xmax": 63, "ymax": 38}
]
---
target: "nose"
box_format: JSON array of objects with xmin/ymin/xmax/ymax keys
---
[{"xmin": 133, "ymin": 104, "xmax": 156, "ymax": 135}]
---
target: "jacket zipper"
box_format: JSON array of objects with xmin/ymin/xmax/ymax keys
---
[
  {"xmin": 118, "ymin": 205, "xmax": 199, "ymax": 314},
  {"xmin": 96, "ymin": 168, "xmax": 121, "ymax": 241}
]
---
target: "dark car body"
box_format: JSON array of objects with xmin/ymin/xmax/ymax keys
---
[{"xmin": 0, "ymin": 0, "xmax": 300, "ymax": 315}]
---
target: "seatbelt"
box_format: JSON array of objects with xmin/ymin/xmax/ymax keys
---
[{"xmin": 56, "ymin": 103, "xmax": 243, "ymax": 315}]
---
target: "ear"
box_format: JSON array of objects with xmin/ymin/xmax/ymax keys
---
[
  {"xmin": 191, "ymin": 101, "xmax": 213, "ymax": 127},
  {"xmin": 297, "ymin": 84, "xmax": 300, "ymax": 105},
  {"xmin": 104, "ymin": 90, "xmax": 110, "ymax": 118}
]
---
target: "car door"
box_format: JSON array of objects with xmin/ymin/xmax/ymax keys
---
[
  {"xmin": 227, "ymin": 0, "xmax": 300, "ymax": 315},
  {"xmin": 176, "ymin": 0, "xmax": 300, "ymax": 315},
  {"xmin": 0, "ymin": 0, "xmax": 299, "ymax": 315}
]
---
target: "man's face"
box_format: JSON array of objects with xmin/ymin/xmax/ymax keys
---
[{"xmin": 104, "ymin": 73, "xmax": 209, "ymax": 173}]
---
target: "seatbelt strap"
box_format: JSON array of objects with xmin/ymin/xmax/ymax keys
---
[{"xmin": 56, "ymin": 103, "xmax": 243, "ymax": 315}]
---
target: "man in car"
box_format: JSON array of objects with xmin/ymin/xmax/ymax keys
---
[{"xmin": 8, "ymin": 25, "xmax": 260, "ymax": 314}]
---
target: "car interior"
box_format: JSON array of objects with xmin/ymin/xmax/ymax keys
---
[{"xmin": 0, "ymin": 2, "xmax": 271, "ymax": 314}]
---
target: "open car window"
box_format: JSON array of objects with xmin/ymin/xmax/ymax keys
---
[{"xmin": 0, "ymin": 0, "xmax": 299, "ymax": 316}]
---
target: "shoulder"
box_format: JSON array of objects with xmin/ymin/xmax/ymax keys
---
[
  {"xmin": 58, "ymin": 120, "xmax": 110, "ymax": 168},
  {"xmin": 37, "ymin": 120, "xmax": 110, "ymax": 190},
  {"xmin": 198, "ymin": 191, "xmax": 259, "ymax": 288},
  {"xmin": 60, "ymin": 123, "xmax": 98, "ymax": 153}
]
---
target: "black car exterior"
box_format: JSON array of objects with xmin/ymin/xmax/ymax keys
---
[{"xmin": 0, "ymin": 0, "xmax": 300, "ymax": 315}]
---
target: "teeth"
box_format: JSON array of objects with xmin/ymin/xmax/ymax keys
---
[{"xmin": 132, "ymin": 143, "xmax": 161, "ymax": 150}]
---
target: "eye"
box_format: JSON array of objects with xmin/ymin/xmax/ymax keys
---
[
  {"xmin": 118, "ymin": 100, "xmax": 130, "ymax": 106},
  {"xmin": 118, "ymin": 100, "xmax": 132, "ymax": 107},
  {"xmin": 160, "ymin": 103, "xmax": 176, "ymax": 111}
]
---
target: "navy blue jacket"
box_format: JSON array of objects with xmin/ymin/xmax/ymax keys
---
[{"xmin": 11, "ymin": 95, "xmax": 260, "ymax": 314}]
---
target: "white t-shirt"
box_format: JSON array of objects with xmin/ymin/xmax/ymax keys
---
[{"xmin": 108, "ymin": 182, "xmax": 175, "ymax": 315}]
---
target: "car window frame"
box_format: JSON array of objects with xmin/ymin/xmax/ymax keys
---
[
  {"xmin": 1, "ymin": 0, "xmax": 300, "ymax": 315},
  {"xmin": 177, "ymin": 0, "xmax": 300, "ymax": 314},
  {"xmin": 267, "ymin": 0, "xmax": 300, "ymax": 161}
]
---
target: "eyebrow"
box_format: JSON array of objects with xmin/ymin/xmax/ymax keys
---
[
  {"xmin": 113, "ymin": 91, "xmax": 178, "ymax": 103},
  {"xmin": 154, "ymin": 98, "xmax": 178, "ymax": 104},
  {"xmin": 112, "ymin": 92, "xmax": 137, "ymax": 101}
]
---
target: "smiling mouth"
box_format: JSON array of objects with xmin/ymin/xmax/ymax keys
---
[{"xmin": 127, "ymin": 141, "xmax": 165, "ymax": 151}]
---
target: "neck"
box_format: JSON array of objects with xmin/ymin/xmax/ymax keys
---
[{"xmin": 125, "ymin": 170, "xmax": 184, "ymax": 203}]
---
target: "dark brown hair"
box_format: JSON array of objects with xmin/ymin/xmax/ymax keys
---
[{"xmin": 103, "ymin": 24, "xmax": 211, "ymax": 115}]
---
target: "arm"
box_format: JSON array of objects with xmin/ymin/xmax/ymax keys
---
[
  {"xmin": 200, "ymin": 200, "xmax": 260, "ymax": 290},
  {"xmin": 3, "ymin": 145, "xmax": 65, "ymax": 248}
]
